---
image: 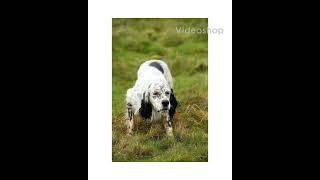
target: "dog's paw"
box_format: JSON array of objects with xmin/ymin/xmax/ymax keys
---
[
  {"xmin": 127, "ymin": 128, "xmax": 134, "ymax": 136},
  {"xmin": 166, "ymin": 130, "xmax": 173, "ymax": 137},
  {"xmin": 126, "ymin": 132, "xmax": 133, "ymax": 136}
]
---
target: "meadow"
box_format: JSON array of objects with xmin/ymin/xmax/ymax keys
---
[{"xmin": 112, "ymin": 18, "xmax": 208, "ymax": 162}]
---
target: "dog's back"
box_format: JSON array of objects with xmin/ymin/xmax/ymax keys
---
[{"xmin": 137, "ymin": 60, "xmax": 173, "ymax": 89}]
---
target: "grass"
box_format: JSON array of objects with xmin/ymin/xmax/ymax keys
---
[{"xmin": 112, "ymin": 18, "xmax": 208, "ymax": 162}]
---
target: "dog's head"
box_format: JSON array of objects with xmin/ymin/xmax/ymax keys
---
[
  {"xmin": 140, "ymin": 80, "xmax": 178, "ymax": 117},
  {"xmin": 147, "ymin": 80, "xmax": 172, "ymax": 113}
]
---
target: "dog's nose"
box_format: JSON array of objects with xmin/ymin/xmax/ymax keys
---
[{"xmin": 162, "ymin": 100, "xmax": 169, "ymax": 106}]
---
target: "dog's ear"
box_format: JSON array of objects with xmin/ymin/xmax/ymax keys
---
[
  {"xmin": 169, "ymin": 89, "xmax": 178, "ymax": 118},
  {"xmin": 139, "ymin": 92, "xmax": 152, "ymax": 119}
]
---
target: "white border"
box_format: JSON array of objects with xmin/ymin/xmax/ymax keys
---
[{"xmin": 89, "ymin": 0, "xmax": 232, "ymax": 179}]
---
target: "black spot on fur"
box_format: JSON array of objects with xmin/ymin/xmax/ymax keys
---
[
  {"xmin": 169, "ymin": 89, "xmax": 178, "ymax": 118},
  {"xmin": 127, "ymin": 108, "xmax": 133, "ymax": 121},
  {"xmin": 149, "ymin": 62, "xmax": 164, "ymax": 74},
  {"xmin": 139, "ymin": 92, "xmax": 152, "ymax": 119}
]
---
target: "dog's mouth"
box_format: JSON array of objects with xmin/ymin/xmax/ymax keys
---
[{"xmin": 157, "ymin": 108, "xmax": 168, "ymax": 113}]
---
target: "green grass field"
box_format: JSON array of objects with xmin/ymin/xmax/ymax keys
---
[{"xmin": 112, "ymin": 18, "xmax": 208, "ymax": 162}]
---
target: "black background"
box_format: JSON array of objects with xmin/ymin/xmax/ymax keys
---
[{"xmin": 6, "ymin": 1, "xmax": 89, "ymax": 179}]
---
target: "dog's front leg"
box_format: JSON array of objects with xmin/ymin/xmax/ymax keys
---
[
  {"xmin": 126, "ymin": 103, "xmax": 134, "ymax": 135},
  {"xmin": 164, "ymin": 113, "xmax": 173, "ymax": 136}
]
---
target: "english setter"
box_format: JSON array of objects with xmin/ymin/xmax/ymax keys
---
[{"xmin": 126, "ymin": 60, "xmax": 178, "ymax": 136}]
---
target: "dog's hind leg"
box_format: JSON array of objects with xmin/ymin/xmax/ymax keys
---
[
  {"xmin": 126, "ymin": 88, "xmax": 136, "ymax": 135},
  {"xmin": 126, "ymin": 102, "xmax": 134, "ymax": 135}
]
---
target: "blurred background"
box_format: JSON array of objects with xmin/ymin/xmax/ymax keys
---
[{"xmin": 112, "ymin": 18, "xmax": 208, "ymax": 162}]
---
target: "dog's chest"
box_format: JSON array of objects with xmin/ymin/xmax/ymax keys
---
[{"xmin": 150, "ymin": 110, "xmax": 164, "ymax": 121}]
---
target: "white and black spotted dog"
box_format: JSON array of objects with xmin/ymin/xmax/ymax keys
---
[{"xmin": 126, "ymin": 60, "xmax": 178, "ymax": 136}]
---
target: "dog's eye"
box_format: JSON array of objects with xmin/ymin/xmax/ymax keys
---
[
  {"xmin": 165, "ymin": 91, "xmax": 170, "ymax": 95},
  {"xmin": 153, "ymin": 92, "xmax": 159, "ymax": 96}
]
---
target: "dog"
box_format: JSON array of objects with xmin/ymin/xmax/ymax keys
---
[{"xmin": 126, "ymin": 60, "xmax": 178, "ymax": 136}]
